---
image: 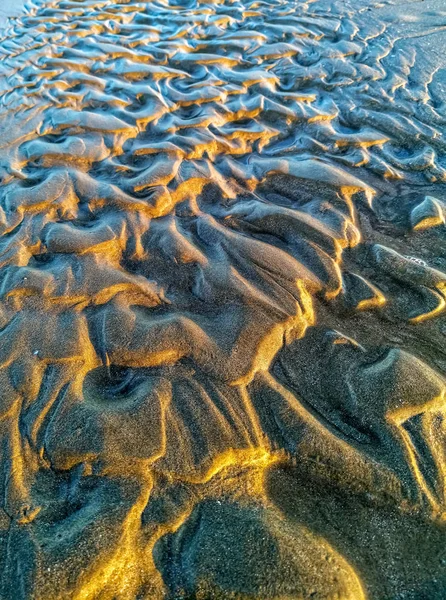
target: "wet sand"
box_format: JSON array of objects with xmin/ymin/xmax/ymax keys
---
[
  {"xmin": 0, "ymin": 0, "xmax": 27, "ymax": 26},
  {"xmin": 0, "ymin": 0, "xmax": 445, "ymax": 598}
]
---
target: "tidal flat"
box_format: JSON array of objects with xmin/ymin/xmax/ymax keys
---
[{"xmin": 0, "ymin": 0, "xmax": 445, "ymax": 598}]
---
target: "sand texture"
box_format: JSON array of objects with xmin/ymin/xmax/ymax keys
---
[{"xmin": 0, "ymin": 0, "xmax": 445, "ymax": 598}]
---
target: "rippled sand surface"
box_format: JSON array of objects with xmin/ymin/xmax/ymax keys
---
[{"xmin": 0, "ymin": 0, "xmax": 445, "ymax": 598}]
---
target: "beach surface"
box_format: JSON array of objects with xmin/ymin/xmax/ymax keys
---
[{"xmin": 0, "ymin": 0, "xmax": 445, "ymax": 598}]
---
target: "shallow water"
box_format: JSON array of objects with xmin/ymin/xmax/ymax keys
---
[
  {"xmin": 0, "ymin": 0, "xmax": 27, "ymax": 24},
  {"xmin": 0, "ymin": 0, "xmax": 445, "ymax": 598}
]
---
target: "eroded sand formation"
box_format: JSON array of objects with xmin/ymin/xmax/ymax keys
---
[{"xmin": 0, "ymin": 0, "xmax": 445, "ymax": 598}]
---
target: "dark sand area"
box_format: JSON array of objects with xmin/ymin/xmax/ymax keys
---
[{"xmin": 0, "ymin": 0, "xmax": 445, "ymax": 598}]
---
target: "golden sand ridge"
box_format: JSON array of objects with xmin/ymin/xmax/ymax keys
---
[{"xmin": 0, "ymin": 0, "xmax": 445, "ymax": 598}]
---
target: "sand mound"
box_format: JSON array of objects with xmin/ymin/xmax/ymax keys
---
[{"xmin": 0, "ymin": 0, "xmax": 445, "ymax": 598}]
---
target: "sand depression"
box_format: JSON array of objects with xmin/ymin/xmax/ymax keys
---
[{"xmin": 0, "ymin": 0, "xmax": 445, "ymax": 598}]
